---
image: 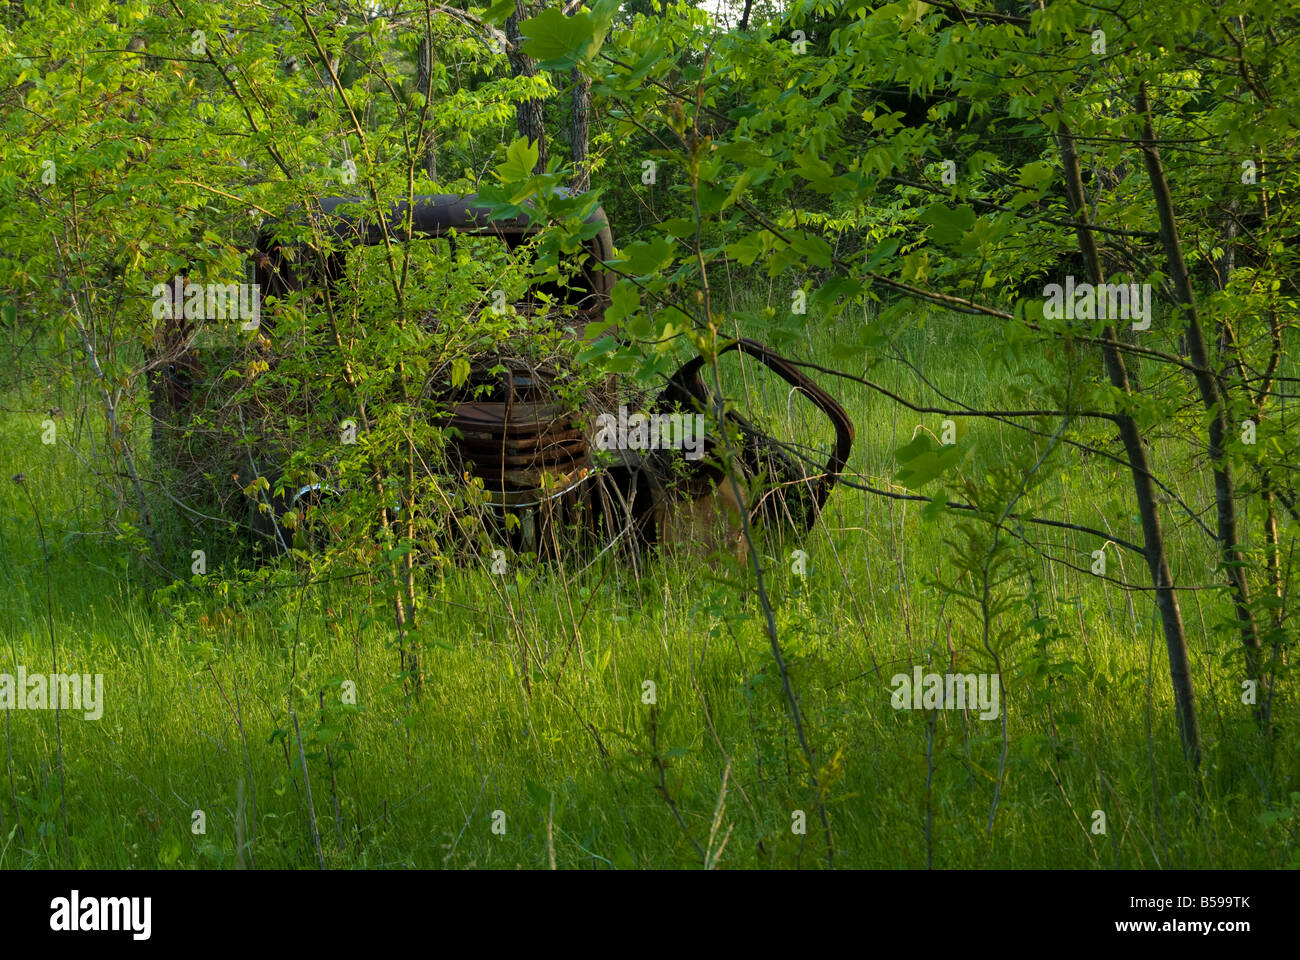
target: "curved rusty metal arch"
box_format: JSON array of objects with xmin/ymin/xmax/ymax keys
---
[{"xmin": 656, "ymin": 338, "xmax": 855, "ymax": 531}]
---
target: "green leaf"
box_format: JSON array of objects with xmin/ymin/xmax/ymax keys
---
[
  {"xmin": 451, "ymin": 357, "xmax": 471, "ymax": 389},
  {"xmin": 899, "ymin": 0, "xmax": 929, "ymax": 30},
  {"xmin": 604, "ymin": 281, "xmax": 642, "ymax": 326},
  {"xmin": 659, "ymin": 217, "xmax": 696, "ymax": 239},
  {"xmin": 788, "ymin": 231, "xmax": 833, "ymax": 268},
  {"xmin": 619, "ymin": 236, "xmax": 676, "ymax": 276},
  {"xmin": 158, "ymin": 836, "xmax": 183, "ymax": 867},
  {"xmin": 483, "ymin": 0, "xmax": 518, "ymax": 25},
  {"xmin": 864, "ymin": 237, "xmax": 901, "ymax": 271},
  {"xmin": 520, "ymin": 6, "xmax": 595, "ymax": 70},
  {"xmin": 812, "ymin": 275, "xmax": 863, "ymax": 311},
  {"xmin": 494, "ymin": 137, "xmax": 539, "ymax": 184},
  {"xmin": 919, "ymin": 489, "xmax": 950, "ymax": 521},
  {"xmin": 725, "ymin": 231, "xmax": 766, "ymax": 267},
  {"xmin": 524, "ymin": 777, "xmax": 550, "ymax": 807},
  {"xmin": 589, "ymin": 0, "xmax": 622, "ymax": 37},
  {"xmin": 893, "ymin": 434, "xmax": 964, "ymax": 490},
  {"xmin": 918, "ymin": 204, "xmax": 976, "ymax": 249},
  {"xmin": 1017, "ymin": 160, "xmax": 1055, "ymax": 188}
]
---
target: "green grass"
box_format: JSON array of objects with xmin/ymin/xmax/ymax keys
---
[{"xmin": 0, "ymin": 303, "xmax": 1295, "ymax": 869}]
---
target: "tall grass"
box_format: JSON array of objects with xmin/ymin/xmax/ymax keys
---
[{"xmin": 0, "ymin": 302, "xmax": 1295, "ymax": 869}]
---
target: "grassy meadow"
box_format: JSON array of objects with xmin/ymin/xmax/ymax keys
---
[{"xmin": 0, "ymin": 302, "xmax": 1295, "ymax": 870}]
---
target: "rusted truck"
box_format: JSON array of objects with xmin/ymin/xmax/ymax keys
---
[{"xmin": 147, "ymin": 193, "xmax": 853, "ymax": 563}]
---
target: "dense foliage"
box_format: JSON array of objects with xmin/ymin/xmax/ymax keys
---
[{"xmin": 0, "ymin": 0, "xmax": 1296, "ymax": 868}]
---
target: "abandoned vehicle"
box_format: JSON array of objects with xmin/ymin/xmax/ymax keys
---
[{"xmin": 146, "ymin": 193, "xmax": 854, "ymax": 566}]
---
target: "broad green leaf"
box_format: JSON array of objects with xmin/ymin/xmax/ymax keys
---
[
  {"xmin": 520, "ymin": 6, "xmax": 595, "ymax": 70},
  {"xmin": 619, "ymin": 236, "xmax": 676, "ymax": 276},
  {"xmin": 918, "ymin": 204, "xmax": 976, "ymax": 249},
  {"xmin": 483, "ymin": 0, "xmax": 518, "ymax": 25},
  {"xmin": 788, "ymin": 231, "xmax": 833, "ymax": 268},
  {"xmin": 494, "ymin": 137, "xmax": 539, "ymax": 183},
  {"xmin": 893, "ymin": 434, "xmax": 964, "ymax": 490},
  {"xmin": 728, "ymin": 227, "xmax": 764, "ymax": 264},
  {"xmin": 604, "ymin": 280, "xmax": 641, "ymax": 325}
]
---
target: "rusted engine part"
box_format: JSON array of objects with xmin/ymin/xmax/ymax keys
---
[
  {"xmin": 145, "ymin": 307, "xmax": 205, "ymax": 413},
  {"xmin": 431, "ymin": 353, "xmax": 718, "ymax": 568},
  {"xmin": 438, "ymin": 358, "xmax": 598, "ymax": 557},
  {"xmin": 242, "ymin": 357, "xmax": 598, "ymax": 559},
  {"xmin": 651, "ymin": 338, "xmax": 855, "ymax": 535}
]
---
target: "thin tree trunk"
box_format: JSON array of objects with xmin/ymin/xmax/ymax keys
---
[
  {"xmin": 1261, "ymin": 490, "xmax": 1283, "ymax": 727},
  {"xmin": 416, "ymin": 35, "xmax": 438, "ymax": 181},
  {"xmin": 1135, "ymin": 82, "xmax": 1265, "ymax": 725},
  {"xmin": 1055, "ymin": 118, "xmax": 1203, "ymax": 767},
  {"xmin": 52, "ymin": 235, "xmax": 162, "ymax": 564}
]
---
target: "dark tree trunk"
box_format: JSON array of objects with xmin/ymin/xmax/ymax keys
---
[
  {"xmin": 506, "ymin": 3, "xmax": 547, "ymax": 174},
  {"xmin": 1056, "ymin": 117, "xmax": 1203, "ymax": 768},
  {"xmin": 416, "ymin": 35, "xmax": 437, "ymax": 181},
  {"xmin": 1136, "ymin": 82, "xmax": 1265, "ymax": 727},
  {"xmin": 569, "ymin": 66, "xmax": 591, "ymax": 191}
]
